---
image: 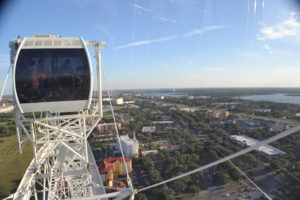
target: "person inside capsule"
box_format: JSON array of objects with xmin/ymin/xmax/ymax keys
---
[
  {"xmin": 60, "ymin": 59, "xmax": 73, "ymax": 75},
  {"xmin": 16, "ymin": 48, "xmax": 90, "ymax": 105},
  {"xmin": 31, "ymin": 58, "xmax": 47, "ymax": 100}
]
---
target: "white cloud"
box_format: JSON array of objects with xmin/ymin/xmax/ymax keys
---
[
  {"xmin": 186, "ymin": 61, "xmax": 194, "ymax": 65},
  {"xmin": 134, "ymin": 3, "xmax": 176, "ymax": 24},
  {"xmin": 263, "ymin": 44, "xmax": 273, "ymax": 54},
  {"xmin": 239, "ymin": 51, "xmax": 265, "ymax": 60},
  {"xmin": 115, "ymin": 24, "xmax": 226, "ymax": 50},
  {"xmin": 159, "ymin": 17, "xmax": 176, "ymax": 23},
  {"xmin": 200, "ymin": 67, "xmax": 225, "ymax": 72},
  {"xmin": 257, "ymin": 13, "xmax": 300, "ymax": 40},
  {"xmin": 133, "ymin": 4, "xmax": 152, "ymax": 14},
  {"xmin": 274, "ymin": 67, "xmax": 300, "ymax": 74},
  {"xmin": 183, "ymin": 25, "xmax": 225, "ymax": 37},
  {"xmin": 115, "ymin": 35, "xmax": 178, "ymax": 50},
  {"xmin": 193, "ymin": 8, "xmax": 210, "ymax": 14}
]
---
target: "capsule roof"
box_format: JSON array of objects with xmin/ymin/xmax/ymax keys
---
[{"xmin": 22, "ymin": 36, "xmax": 83, "ymax": 49}]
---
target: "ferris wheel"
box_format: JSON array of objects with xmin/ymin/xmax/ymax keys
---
[
  {"xmin": 4, "ymin": 35, "xmax": 130, "ymax": 200},
  {"xmin": 2, "ymin": 35, "xmax": 300, "ymax": 200}
]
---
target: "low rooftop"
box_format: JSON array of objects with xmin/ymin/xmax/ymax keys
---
[{"xmin": 230, "ymin": 135, "xmax": 285, "ymax": 155}]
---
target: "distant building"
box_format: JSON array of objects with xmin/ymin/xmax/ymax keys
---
[
  {"xmin": 226, "ymin": 119, "xmax": 236, "ymax": 124},
  {"xmin": 150, "ymin": 140, "xmax": 180, "ymax": 151},
  {"xmin": 93, "ymin": 132, "xmax": 114, "ymax": 142},
  {"xmin": 206, "ymin": 109, "xmax": 229, "ymax": 119},
  {"xmin": 236, "ymin": 118, "xmax": 261, "ymax": 130},
  {"xmin": 179, "ymin": 107, "xmax": 198, "ymax": 112},
  {"xmin": 161, "ymin": 115, "xmax": 172, "ymax": 121},
  {"xmin": 98, "ymin": 157, "xmax": 132, "ymax": 187},
  {"xmin": 93, "ymin": 122, "xmax": 122, "ymax": 141},
  {"xmin": 230, "ymin": 135, "xmax": 285, "ymax": 155},
  {"xmin": 97, "ymin": 122, "xmax": 122, "ymax": 132},
  {"xmin": 0, "ymin": 103, "xmax": 14, "ymax": 113},
  {"xmin": 153, "ymin": 121, "xmax": 174, "ymax": 124},
  {"xmin": 142, "ymin": 126, "xmax": 156, "ymax": 133},
  {"xmin": 124, "ymin": 100, "xmax": 135, "ymax": 104},
  {"xmin": 151, "ymin": 140, "xmax": 170, "ymax": 148},
  {"xmin": 198, "ymin": 96, "xmax": 211, "ymax": 99},
  {"xmin": 103, "ymin": 97, "xmax": 113, "ymax": 102},
  {"xmin": 209, "ymin": 120, "xmax": 225, "ymax": 125},
  {"xmin": 120, "ymin": 134, "xmax": 139, "ymax": 157},
  {"xmin": 141, "ymin": 150, "xmax": 158, "ymax": 156},
  {"xmin": 115, "ymin": 98, "xmax": 124, "ymax": 105},
  {"xmin": 236, "ymin": 118, "xmax": 289, "ymax": 132},
  {"xmin": 151, "ymin": 110, "xmax": 162, "ymax": 114},
  {"xmin": 256, "ymin": 109, "xmax": 271, "ymax": 113},
  {"xmin": 126, "ymin": 104, "xmax": 139, "ymax": 109},
  {"xmin": 167, "ymin": 145, "xmax": 181, "ymax": 151},
  {"xmin": 116, "ymin": 115, "xmax": 133, "ymax": 123}
]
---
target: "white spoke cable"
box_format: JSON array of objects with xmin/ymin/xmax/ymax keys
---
[
  {"xmin": 0, "ymin": 64, "xmax": 12, "ymax": 103},
  {"xmin": 137, "ymin": 124, "xmax": 300, "ymax": 193},
  {"xmin": 102, "ymin": 65, "xmax": 134, "ymax": 192},
  {"xmin": 216, "ymin": 150, "xmax": 272, "ymax": 200}
]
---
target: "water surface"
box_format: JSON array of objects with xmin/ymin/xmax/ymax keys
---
[{"xmin": 241, "ymin": 93, "xmax": 300, "ymax": 105}]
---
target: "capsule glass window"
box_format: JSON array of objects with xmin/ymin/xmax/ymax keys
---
[{"xmin": 15, "ymin": 48, "xmax": 90, "ymax": 103}]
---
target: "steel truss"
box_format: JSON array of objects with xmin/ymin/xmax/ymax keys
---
[
  {"xmin": 9, "ymin": 111, "xmax": 125, "ymax": 200},
  {"xmin": 5, "ymin": 39, "xmax": 133, "ymax": 200}
]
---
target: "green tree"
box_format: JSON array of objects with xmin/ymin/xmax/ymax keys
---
[
  {"xmin": 188, "ymin": 185, "xmax": 200, "ymax": 193},
  {"xmin": 135, "ymin": 193, "xmax": 147, "ymax": 200},
  {"xmin": 214, "ymin": 171, "xmax": 230, "ymax": 186}
]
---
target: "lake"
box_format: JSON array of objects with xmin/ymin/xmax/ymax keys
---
[{"xmin": 241, "ymin": 93, "xmax": 300, "ymax": 105}]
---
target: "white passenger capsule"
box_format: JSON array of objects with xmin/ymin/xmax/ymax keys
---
[{"xmin": 13, "ymin": 35, "xmax": 93, "ymax": 113}]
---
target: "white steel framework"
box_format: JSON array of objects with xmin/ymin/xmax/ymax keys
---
[{"xmin": 5, "ymin": 37, "xmax": 133, "ymax": 200}]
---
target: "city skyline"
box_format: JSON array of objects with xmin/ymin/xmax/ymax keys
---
[{"xmin": 1, "ymin": 0, "xmax": 300, "ymax": 94}]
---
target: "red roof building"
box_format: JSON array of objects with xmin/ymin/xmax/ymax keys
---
[{"xmin": 97, "ymin": 157, "xmax": 132, "ymax": 187}]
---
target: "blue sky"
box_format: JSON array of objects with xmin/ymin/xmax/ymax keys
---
[{"xmin": 0, "ymin": 0, "xmax": 300, "ymax": 93}]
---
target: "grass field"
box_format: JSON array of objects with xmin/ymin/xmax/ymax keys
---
[
  {"xmin": 236, "ymin": 113, "xmax": 299, "ymax": 125},
  {"xmin": 0, "ymin": 135, "xmax": 33, "ymax": 198}
]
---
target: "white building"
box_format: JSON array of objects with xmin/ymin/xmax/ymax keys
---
[
  {"xmin": 120, "ymin": 134, "xmax": 139, "ymax": 157},
  {"xmin": 103, "ymin": 98, "xmax": 112, "ymax": 101},
  {"xmin": 116, "ymin": 98, "xmax": 124, "ymax": 105},
  {"xmin": 142, "ymin": 126, "xmax": 156, "ymax": 133},
  {"xmin": 0, "ymin": 105, "xmax": 14, "ymax": 113},
  {"xmin": 141, "ymin": 150, "xmax": 158, "ymax": 156},
  {"xmin": 153, "ymin": 121, "xmax": 174, "ymax": 124},
  {"xmin": 124, "ymin": 101, "xmax": 135, "ymax": 104},
  {"xmin": 230, "ymin": 135, "xmax": 285, "ymax": 155},
  {"xmin": 179, "ymin": 107, "xmax": 198, "ymax": 112}
]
